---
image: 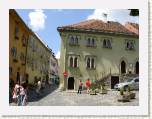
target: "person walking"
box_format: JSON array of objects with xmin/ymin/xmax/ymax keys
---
[
  {"xmin": 85, "ymin": 79, "xmax": 91, "ymax": 94},
  {"xmin": 36, "ymin": 80, "xmax": 41, "ymax": 97},
  {"xmin": 19, "ymin": 83, "xmax": 27, "ymax": 106},
  {"xmin": 77, "ymin": 80, "xmax": 83, "ymax": 94},
  {"xmin": 12, "ymin": 81, "xmax": 20, "ymax": 104}
]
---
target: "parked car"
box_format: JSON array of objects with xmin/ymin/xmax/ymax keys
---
[{"xmin": 114, "ymin": 77, "xmax": 139, "ymax": 91}]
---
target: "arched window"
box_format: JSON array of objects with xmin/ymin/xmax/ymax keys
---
[
  {"xmin": 87, "ymin": 58, "xmax": 90, "ymax": 68},
  {"xmin": 127, "ymin": 42, "xmax": 130, "ymax": 49},
  {"xmin": 74, "ymin": 57, "xmax": 78, "ymax": 68},
  {"xmin": 87, "ymin": 38, "xmax": 91, "ymax": 45},
  {"xmin": 92, "ymin": 38, "xmax": 95, "ymax": 46},
  {"xmin": 121, "ymin": 61, "xmax": 126, "ymax": 74},
  {"xmin": 70, "ymin": 36, "xmax": 74, "ymax": 44},
  {"xmin": 75, "ymin": 36, "xmax": 78, "ymax": 44},
  {"xmin": 91, "ymin": 58, "xmax": 95, "ymax": 68},
  {"xmin": 107, "ymin": 40, "xmax": 111, "ymax": 48},
  {"xmin": 130, "ymin": 42, "xmax": 134, "ymax": 49},
  {"xmin": 103, "ymin": 39, "xmax": 106, "ymax": 47},
  {"xmin": 70, "ymin": 57, "xmax": 73, "ymax": 67}
]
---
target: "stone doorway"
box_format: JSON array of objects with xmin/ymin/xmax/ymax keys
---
[
  {"xmin": 68, "ymin": 77, "xmax": 74, "ymax": 90},
  {"xmin": 111, "ymin": 76, "xmax": 119, "ymax": 89}
]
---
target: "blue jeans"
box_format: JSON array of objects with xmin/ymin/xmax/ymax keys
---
[{"xmin": 17, "ymin": 95, "xmax": 25, "ymax": 106}]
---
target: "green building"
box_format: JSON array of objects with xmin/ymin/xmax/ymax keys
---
[{"xmin": 57, "ymin": 19, "xmax": 139, "ymax": 91}]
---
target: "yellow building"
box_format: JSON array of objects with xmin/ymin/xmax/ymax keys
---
[
  {"xmin": 26, "ymin": 32, "xmax": 52, "ymax": 84},
  {"xmin": 9, "ymin": 9, "xmax": 29, "ymax": 83},
  {"xmin": 9, "ymin": 9, "xmax": 52, "ymax": 84}
]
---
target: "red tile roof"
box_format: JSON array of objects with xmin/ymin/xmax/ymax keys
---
[
  {"xmin": 127, "ymin": 22, "xmax": 139, "ymax": 29},
  {"xmin": 57, "ymin": 19, "xmax": 138, "ymax": 37}
]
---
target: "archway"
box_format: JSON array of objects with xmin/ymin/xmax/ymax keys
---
[
  {"xmin": 135, "ymin": 61, "xmax": 139, "ymax": 74},
  {"xmin": 68, "ymin": 77, "xmax": 74, "ymax": 90},
  {"xmin": 121, "ymin": 61, "xmax": 126, "ymax": 74}
]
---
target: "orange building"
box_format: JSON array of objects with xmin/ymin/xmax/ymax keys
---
[{"xmin": 9, "ymin": 9, "xmax": 29, "ymax": 83}]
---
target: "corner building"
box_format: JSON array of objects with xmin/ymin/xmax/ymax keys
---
[{"xmin": 57, "ymin": 19, "xmax": 139, "ymax": 91}]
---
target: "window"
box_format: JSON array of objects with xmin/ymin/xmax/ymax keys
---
[
  {"xmin": 107, "ymin": 40, "xmax": 112, "ymax": 48},
  {"xmin": 126, "ymin": 40, "xmax": 135, "ymax": 50},
  {"xmin": 22, "ymin": 35, "xmax": 26, "ymax": 46},
  {"xmin": 69, "ymin": 56, "xmax": 79, "ymax": 68},
  {"xmin": 75, "ymin": 36, "xmax": 78, "ymax": 44},
  {"xmin": 70, "ymin": 57, "xmax": 73, "ymax": 67},
  {"xmin": 20, "ymin": 52, "xmax": 25, "ymax": 64},
  {"xmin": 69, "ymin": 35, "xmax": 79, "ymax": 45},
  {"xmin": 103, "ymin": 38, "xmax": 112, "ymax": 48},
  {"xmin": 92, "ymin": 38, "xmax": 95, "ymax": 46},
  {"xmin": 86, "ymin": 37, "xmax": 96, "ymax": 47},
  {"xmin": 70, "ymin": 36, "xmax": 74, "ymax": 44},
  {"xmin": 9, "ymin": 67, "xmax": 12, "ymax": 76},
  {"xmin": 11, "ymin": 47, "xmax": 17, "ymax": 58},
  {"xmin": 91, "ymin": 58, "xmax": 95, "ymax": 68},
  {"xmin": 86, "ymin": 57, "xmax": 95, "ymax": 69},
  {"xmin": 29, "ymin": 36, "xmax": 34, "ymax": 48},
  {"xmin": 14, "ymin": 24, "xmax": 19, "ymax": 39},
  {"xmin": 87, "ymin": 58, "xmax": 90, "ymax": 68},
  {"xmin": 103, "ymin": 39, "xmax": 106, "ymax": 47},
  {"xmin": 87, "ymin": 38, "xmax": 91, "ymax": 45},
  {"xmin": 74, "ymin": 57, "xmax": 78, "ymax": 68}
]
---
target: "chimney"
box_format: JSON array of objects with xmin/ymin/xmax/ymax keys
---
[{"xmin": 102, "ymin": 13, "xmax": 107, "ymax": 22}]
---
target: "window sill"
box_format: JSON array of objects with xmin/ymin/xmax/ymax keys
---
[
  {"xmin": 69, "ymin": 44, "xmax": 80, "ymax": 46},
  {"xmin": 86, "ymin": 67, "xmax": 96, "ymax": 70},
  {"xmin": 86, "ymin": 45, "xmax": 97, "ymax": 48},
  {"xmin": 125, "ymin": 48, "xmax": 135, "ymax": 51},
  {"xmin": 103, "ymin": 46, "xmax": 112, "ymax": 49}
]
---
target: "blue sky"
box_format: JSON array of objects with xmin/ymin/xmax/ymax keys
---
[{"xmin": 16, "ymin": 9, "xmax": 139, "ymax": 59}]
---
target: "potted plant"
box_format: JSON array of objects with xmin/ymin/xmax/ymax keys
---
[
  {"xmin": 90, "ymin": 83, "xmax": 97, "ymax": 95},
  {"xmin": 100, "ymin": 82, "xmax": 107, "ymax": 94},
  {"xmin": 118, "ymin": 87, "xmax": 130, "ymax": 102},
  {"xmin": 127, "ymin": 85, "xmax": 136, "ymax": 99}
]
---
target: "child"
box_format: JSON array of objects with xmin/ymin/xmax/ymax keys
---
[{"xmin": 77, "ymin": 80, "xmax": 83, "ymax": 94}]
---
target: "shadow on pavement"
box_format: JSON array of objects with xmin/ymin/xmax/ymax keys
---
[{"xmin": 28, "ymin": 84, "xmax": 59, "ymax": 102}]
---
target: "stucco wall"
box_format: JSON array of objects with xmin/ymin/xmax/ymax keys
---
[{"xmin": 59, "ymin": 31, "xmax": 139, "ymax": 90}]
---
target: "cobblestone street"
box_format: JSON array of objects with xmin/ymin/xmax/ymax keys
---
[{"xmin": 27, "ymin": 85, "xmax": 139, "ymax": 106}]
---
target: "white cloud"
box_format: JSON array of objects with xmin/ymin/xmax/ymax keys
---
[
  {"xmin": 87, "ymin": 9, "xmax": 111, "ymax": 21},
  {"xmin": 55, "ymin": 51, "xmax": 60, "ymax": 59},
  {"xmin": 87, "ymin": 9, "xmax": 139, "ymax": 24},
  {"xmin": 28, "ymin": 9, "xmax": 47, "ymax": 31}
]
